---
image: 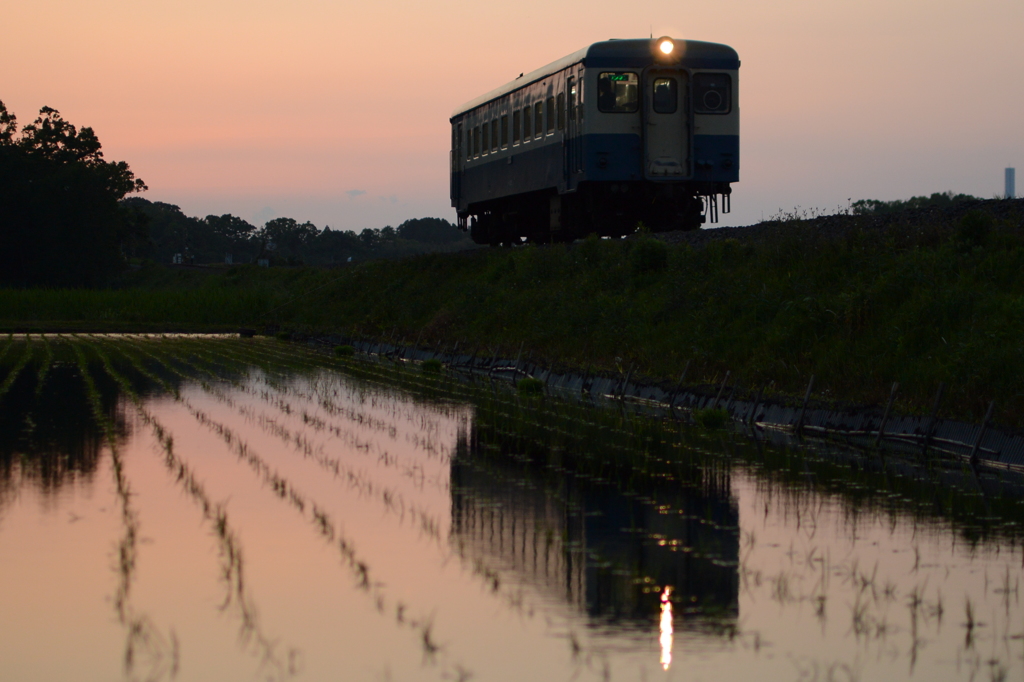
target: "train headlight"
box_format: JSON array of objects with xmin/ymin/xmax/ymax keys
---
[{"xmin": 658, "ymin": 38, "xmax": 674, "ymax": 55}]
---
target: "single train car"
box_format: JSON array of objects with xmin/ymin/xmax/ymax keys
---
[{"xmin": 450, "ymin": 38, "xmax": 739, "ymax": 245}]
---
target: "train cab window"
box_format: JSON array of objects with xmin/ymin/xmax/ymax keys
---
[
  {"xmin": 557, "ymin": 93, "xmax": 565, "ymax": 130},
  {"xmin": 481, "ymin": 122, "xmax": 489, "ymax": 155},
  {"xmin": 500, "ymin": 115, "xmax": 509, "ymax": 148},
  {"xmin": 567, "ymin": 78, "xmax": 576, "ymax": 123},
  {"xmin": 491, "ymin": 119, "xmax": 499, "ymax": 152},
  {"xmin": 534, "ymin": 102, "xmax": 543, "ymax": 138},
  {"xmin": 653, "ymin": 77, "xmax": 677, "ymax": 114},
  {"xmin": 473, "ymin": 126, "xmax": 480, "ymax": 157},
  {"xmin": 512, "ymin": 110, "xmax": 521, "ymax": 144},
  {"xmin": 522, "ymin": 106, "xmax": 531, "ymax": 140},
  {"xmin": 545, "ymin": 97, "xmax": 555, "ymax": 134},
  {"xmin": 597, "ymin": 72, "xmax": 639, "ymax": 113},
  {"xmin": 693, "ymin": 73, "xmax": 732, "ymax": 114}
]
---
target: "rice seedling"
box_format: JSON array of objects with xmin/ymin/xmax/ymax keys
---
[{"xmin": 70, "ymin": 340, "xmax": 178, "ymax": 681}]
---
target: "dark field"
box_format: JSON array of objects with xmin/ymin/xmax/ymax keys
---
[{"xmin": 3, "ymin": 199, "xmax": 1024, "ymax": 425}]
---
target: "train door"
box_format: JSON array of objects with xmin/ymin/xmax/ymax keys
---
[{"xmin": 642, "ymin": 69, "xmax": 689, "ymax": 179}]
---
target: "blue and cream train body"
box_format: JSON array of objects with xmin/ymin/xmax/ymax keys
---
[{"xmin": 450, "ymin": 38, "xmax": 739, "ymax": 244}]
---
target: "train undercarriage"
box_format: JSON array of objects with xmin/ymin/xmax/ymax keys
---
[{"xmin": 462, "ymin": 181, "xmax": 730, "ymax": 246}]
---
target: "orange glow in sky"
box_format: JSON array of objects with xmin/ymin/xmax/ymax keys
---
[{"xmin": 4, "ymin": 0, "xmax": 1022, "ymax": 229}]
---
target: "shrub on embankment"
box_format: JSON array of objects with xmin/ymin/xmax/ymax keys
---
[{"xmin": 2, "ymin": 201, "xmax": 1024, "ymax": 424}]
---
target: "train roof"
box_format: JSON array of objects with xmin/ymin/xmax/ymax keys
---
[{"xmin": 451, "ymin": 39, "xmax": 739, "ymax": 119}]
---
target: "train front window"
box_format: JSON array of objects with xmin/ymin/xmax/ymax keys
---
[
  {"xmin": 694, "ymin": 73, "xmax": 732, "ymax": 114},
  {"xmin": 598, "ymin": 72, "xmax": 639, "ymax": 113},
  {"xmin": 653, "ymin": 77, "xmax": 677, "ymax": 114}
]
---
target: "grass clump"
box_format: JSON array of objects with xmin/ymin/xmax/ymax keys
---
[
  {"xmin": 421, "ymin": 358, "xmax": 443, "ymax": 374},
  {"xmin": 333, "ymin": 344, "xmax": 355, "ymax": 357},
  {"xmin": 692, "ymin": 407, "xmax": 729, "ymax": 430},
  {"xmin": 516, "ymin": 377, "xmax": 545, "ymax": 395}
]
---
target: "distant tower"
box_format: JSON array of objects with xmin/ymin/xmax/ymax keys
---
[{"xmin": 1007, "ymin": 168, "xmax": 1016, "ymax": 199}]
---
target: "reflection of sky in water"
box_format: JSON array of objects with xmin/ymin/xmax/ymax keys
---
[{"xmin": 1, "ymin": 337, "xmax": 1023, "ymax": 681}]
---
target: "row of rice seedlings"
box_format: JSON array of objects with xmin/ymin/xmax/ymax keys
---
[
  {"xmin": 0, "ymin": 333, "xmax": 15, "ymax": 375},
  {"xmin": 165, "ymin": 337, "xmax": 458, "ymax": 490},
  {"xmin": 114, "ymin": 337, "xmax": 446, "ymax": 510},
  {"xmin": 205, "ymin": 338, "xmax": 458, "ymax": 445},
  {"xmin": 69, "ymin": 340, "xmax": 179, "ymax": 681},
  {"xmin": 87, "ymin": 337, "xmax": 470, "ymax": 677},
  {"xmin": 0, "ymin": 337, "xmax": 36, "ymax": 402},
  {"xmin": 82, "ymin": 336, "xmax": 301, "ymax": 680},
  {"xmin": 32, "ymin": 335, "xmax": 54, "ymax": 399}
]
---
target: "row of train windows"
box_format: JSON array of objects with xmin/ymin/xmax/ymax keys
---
[
  {"xmin": 464, "ymin": 80, "xmax": 580, "ymax": 160},
  {"xmin": 456, "ymin": 72, "xmax": 731, "ymax": 162}
]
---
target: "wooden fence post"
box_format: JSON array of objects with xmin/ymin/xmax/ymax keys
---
[
  {"xmin": 711, "ymin": 371, "xmax": 730, "ymax": 410},
  {"xmin": 922, "ymin": 382, "xmax": 945, "ymax": 457},
  {"xmin": 794, "ymin": 375, "xmax": 815, "ymax": 436},
  {"xmin": 874, "ymin": 382, "xmax": 899, "ymax": 447},
  {"xmin": 969, "ymin": 401, "xmax": 995, "ymax": 467}
]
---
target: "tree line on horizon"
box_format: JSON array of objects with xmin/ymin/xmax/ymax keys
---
[{"xmin": 122, "ymin": 198, "xmax": 474, "ymax": 268}]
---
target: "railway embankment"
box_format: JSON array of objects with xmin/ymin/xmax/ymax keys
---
[{"xmin": 2, "ymin": 197, "xmax": 1023, "ymax": 426}]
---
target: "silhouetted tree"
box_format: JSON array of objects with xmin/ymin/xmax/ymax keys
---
[{"xmin": 0, "ymin": 101, "xmax": 147, "ymax": 287}]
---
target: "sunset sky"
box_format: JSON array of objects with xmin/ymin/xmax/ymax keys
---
[{"xmin": 5, "ymin": 0, "xmax": 1022, "ymax": 230}]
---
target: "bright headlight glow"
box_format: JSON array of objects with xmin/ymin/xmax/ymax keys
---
[{"xmin": 659, "ymin": 39, "xmax": 674, "ymax": 55}]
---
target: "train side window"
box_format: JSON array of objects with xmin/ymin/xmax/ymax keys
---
[
  {"xmin": 453, "ymin": 124, "xmax": 460, "ymax": 169},
  {"xmin": 653, "ymin": 77, "xmax": 677, "ymax": 114},
  {"xmin": 500, "ymin": 115, "xmax": 509, "ymax": 149},
  {"xmin": 545, "ymin": 97, "xmax": 555, "ymax": 134},
  {"xmin": 577, "ymin": 76, "xmax": 584, "ymax": 123},
  {"xmin": 481, "ymin": 122, "xmax": 489, "ymax": 155},
  {"xmin": 597, "ymin": 72, "xmax": 639, "ymax": 113},
  {"xmin": 512, "ymin": 110, "xmax": 521, "ymax": 144},
  {"xmin": 693, "ymin": 73, "xmax": 732, "ymax": 114},
  {"xmin": 567, "ymin": 77, "xmax": 576, "ymax": 123},
  {"xmin": 523, "ymin": 106, "xmax": 532, "ymax": 140},
  {"xmin": 491, "ymin": 119, "xmax": 498, "ymax": 152},
  {"xmin": 473, "ymin": 126, "xmax": 480, "ymax": 157},
  {"xmin": 534, "ymin": 102, "xmax": 543, "ymax": 138},
  {"xmin": 557, "ymin": 92, "xmax": 565, "ymax": 130}
]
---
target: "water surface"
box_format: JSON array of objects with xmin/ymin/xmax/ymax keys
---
[{"xmin": 1, "ymin": 336, "xmax": 1022, "ymax": 681}]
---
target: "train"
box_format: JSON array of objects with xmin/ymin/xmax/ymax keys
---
[{"xmin": 450, "ymin": 37, "xmax": 740, "ymax": 245}]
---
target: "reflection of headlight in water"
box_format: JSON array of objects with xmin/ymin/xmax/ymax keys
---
[{"xmin": 660, "ymin": 586, "xmax": 673, "ymax": 670}]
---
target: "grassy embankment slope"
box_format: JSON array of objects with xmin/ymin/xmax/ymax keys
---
[{"xmin": 3, "ymin": 202, "xmax": 1023, "ymax": 424}]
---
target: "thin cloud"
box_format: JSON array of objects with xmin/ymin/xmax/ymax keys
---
[{"xmin": 345, "ymin": 189, "xmax": 366, "ymax": 199}]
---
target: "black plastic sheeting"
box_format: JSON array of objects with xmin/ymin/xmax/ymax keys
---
[{"xmin": 312, "ymin": 336, "xmax": 1024, "ymax": 472}]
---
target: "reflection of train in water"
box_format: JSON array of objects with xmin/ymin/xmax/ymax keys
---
[
  {"xmin": 450, "ymin": 38, "xmax": 740, "ymax": 244},
  {"xmin": 449, "ymin": 426, "xmax": 739, "ymax": 625}
]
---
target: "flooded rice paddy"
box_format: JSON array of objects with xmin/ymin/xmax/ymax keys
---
[{"xmin": 2, "ymin": 335, "xmax": 1024, "ymax": 682}]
